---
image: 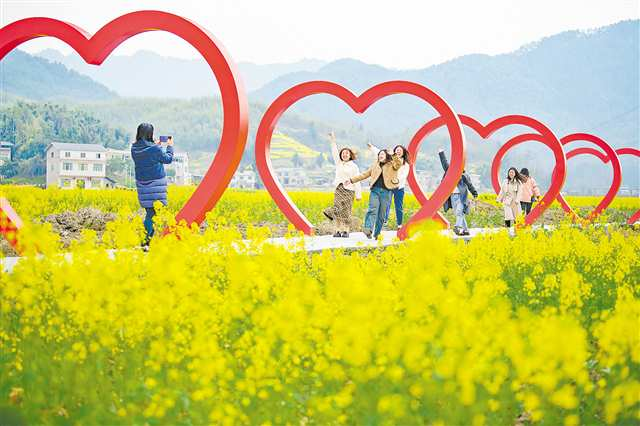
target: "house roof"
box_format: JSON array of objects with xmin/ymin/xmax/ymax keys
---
[{"xmin": 47, "ymin": 142, "xmax": 108, "ymax": 152}]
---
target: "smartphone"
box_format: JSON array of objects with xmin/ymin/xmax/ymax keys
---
[{"xmin": 159, "ymin": 135, "xmax": 171, "ymax": 143}]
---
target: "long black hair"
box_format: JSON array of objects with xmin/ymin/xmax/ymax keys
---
[
  {"xmin": 136, "ymin": 123, "xmax": 154, "ymax": 142},
  {"xmin": 506, "ymin": 167, "xmax": 524, "ymax": 183},
  {"xmin": 393, "ymin": 145, "xmax": 411, "ymax": 165},
  {"xmin": 377, "ymin": 150, "xmax": 392, "ymax": 164}
]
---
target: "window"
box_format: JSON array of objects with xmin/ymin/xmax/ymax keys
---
[
  {"xmin": 63, "ymin": 162, "xmax": 73, "ymax": 171},
  {"xmin": 96, "ymin": 153, "xmax": 101, "ymax": 159},
  {"xmin": 64, "ymin": 152, "xmax": 70, "ymax": 158},
  {"xmin": 80, "ymin": 163, "xmax": 88, "ymax": 171},
  {"xmin": 80, "ymin": 152, "xmax": 86, "ymax": 158},
  {"xmin": 93, "ymin": 163, "xmax": 103, "ymax": 172},
  {"xmin": 50, "ymin": 152, "xmax": 54, "ymax": 158}
]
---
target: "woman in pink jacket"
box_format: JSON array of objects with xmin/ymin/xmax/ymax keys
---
[{"xmin": 518, "ymin": 168, "xmax": 541, "ymax": 216}]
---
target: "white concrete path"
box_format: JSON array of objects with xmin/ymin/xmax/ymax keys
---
[{"xmin": 0, "ymin": 226, "xmax": 528, "ymax": 274}]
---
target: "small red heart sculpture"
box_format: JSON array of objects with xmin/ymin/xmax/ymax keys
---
[
  {"xmin": 613, "ymin": 147, "xmax": 640, "ymax": 225},
  {"xmin": 254, "ymin": 81, "xmax": 466, "ymax": 240},
  {"xmin": 492, "ymin": 133, "xmax": 622, "ymax": 223},
  {"xmin": 557, "ymin": 134, "xmax": 621, "ymax": 221},
  {"xmin": 0, "ymin": 11, "xmax": 248, "ymax": 226},
  {"xmin": 0, "ymin": 198, "xmax": 23, "ymax": 253},
  {"xmin": 406, "ymin": 114, "xmax": 567, "ymax": 227}
]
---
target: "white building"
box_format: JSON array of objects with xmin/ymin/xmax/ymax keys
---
[
  {"xmin": 46, "ymin": 142, "xmax": 108, "ymax": 189},
  {"xmin": 230, "ymin": 167, "xmax": 257, "ymax": 189},
  {"xmin": 167, "ymin": 152, "xmax": 191, "ymax": 185},
  {"xmin": 0, "ymin": 141, "xmax": 12, "ymax": 165},
  {"xmin": 106, "ymin": 148, "xmax": 131, "ymax": 161},
  {"xmin": 107, "ymin": 147, "xmax": 191, "ymax": 186},
  {"xmin": 275, "ymin": 168, "xmax": 310, "ymax": 188}
]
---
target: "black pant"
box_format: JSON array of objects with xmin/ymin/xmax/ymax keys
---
[{"xmin": 520, "ymin": 201, "xmax": 532, "ymax": 216}]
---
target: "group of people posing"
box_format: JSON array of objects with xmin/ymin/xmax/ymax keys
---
[
  {"xmin": 322, "ymin": 132, "xmax": 410, "ymax": 239},
  {"xmin": 323, "ymin": 132, "xmax": 541, "ymax": 238}
]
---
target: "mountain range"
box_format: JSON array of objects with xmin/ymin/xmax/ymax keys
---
[
  {"xmin": 31, "ymin": 20, "xmax": 639, "ymax": 152},
  {"xmin": 0, "ymin": 49, "xmax": 115, "ymax": 101},
  {"xmin": 251, "ymin": 20, "xmax": 639, "ymax": 146},
  {"xmin": 0, "ymin": 19, "xmax": 637, "ymax": 191},
  {"xmin": 36, "ymin": 49, "xmax": 326, "ymax": 96}
]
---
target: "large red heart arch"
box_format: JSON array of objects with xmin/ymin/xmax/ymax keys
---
[
  {"xmin": 492, "ymin": 133, "xmax": 622, "ymax": 223},
  {"xmin": 0, "ymin": 11, "xmax": 249, "ymax": 226},
  {"xmin": 406, "ymin": 114, "xmax": 567, "ymax": 228},
  {"xmin": 254, "ymin": 80, "xmax": 466, "ymax": 240}
]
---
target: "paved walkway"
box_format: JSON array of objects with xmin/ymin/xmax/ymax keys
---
[
  {"xmin": 264, "ymin": 227, "xmax": 504, "ymax": 253},
  {"xmin": 1, "ymin": 227, "xmax": 509, "ymax": 273}
]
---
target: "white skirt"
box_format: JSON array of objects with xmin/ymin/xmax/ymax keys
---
[
  {"xmin": 504, "ymin": 205, "xmax": 516, "ymax": 221},
  {"xmin": 503, "ymin": 199, "xmax": 521, "ymax": 221}
]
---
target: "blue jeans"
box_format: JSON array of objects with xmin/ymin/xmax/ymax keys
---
[
  {"xmin": 143, "ymin": 207, "xmax": 156, "ymax": 244},
  {"xmin": 365, "ymin": 187, "xmax": 392, "ymax": 238},
  {"xmin": 451, "ymin": 193, "xmax": 468, "ymax": 231},
  {"xmin": 385, "ymin": 187, "xmax": 405, "ymax": 226}
]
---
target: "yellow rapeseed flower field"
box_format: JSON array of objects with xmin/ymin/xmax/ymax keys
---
[{"xmin": 0, "ymin": 186, "xmax": 638, "ymax": 424}]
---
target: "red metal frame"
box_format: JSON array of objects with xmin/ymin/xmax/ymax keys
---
[
  {"xmin": 0, "ymin": 11, "xmax": 249, "ymax": 228},
  {"xmin": 492, "ymin": 133, "xmax": 622, "ymax": 223},
  {"xmin": 407, "ymin": 114, "xmax": 567, "ymax": 227},
  {"xmin": 613, "ymin": 148, "xmax": 640, "ymax": 224},
  {"xmin": 254, "ymin": 80, "xmax": 466, "ymax": 240},
  {"xmin": 0, "ymin": 198, "xmax": 23, "ymax": 253}
]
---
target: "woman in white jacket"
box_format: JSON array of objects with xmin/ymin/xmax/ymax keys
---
[
  {"xmin": 368, "ymin": 143, "xmax": 410, "ymax": 229},
  {"xmin": 497, "ymin": 167, "xmax": 524, "ymax": 229},
  {"xmin": 323, "ymin": 132, "xmax": 362, "ymax": 237}
]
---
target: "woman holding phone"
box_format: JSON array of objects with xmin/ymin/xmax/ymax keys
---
[{"xmin": 131, "ymin": 123, "xmax": 174, "ymax": 246}]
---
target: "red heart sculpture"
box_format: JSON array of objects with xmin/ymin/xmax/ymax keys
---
[
  {"xmin": 492, "ymin": 133, "xmax": 622, "ymax": 223},
  {"xmin": 0, "ymin": 11, "xmax": 248, "ymax": 226},
  {"xmin": 556, "ymin": 134, "xmax": 621, "ymax": 221},
  {"xmin": 406, "ymin": 114, "xmax": 567, "ymax": 227},
  {"xmin": 0, "ymin": 198, "xmax": 23, "ymax": 253},
  {"xmin": 613, "ymin": 147, "xmax": 640, "ymax": 225},
  {"xmin": 254, "ymin": 81, "xmax": 466, "ymax": 240}
]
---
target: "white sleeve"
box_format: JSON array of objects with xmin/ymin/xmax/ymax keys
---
[
  {"xmin": 369, "ymin": 143, "xmax": 380, "ymax": 158},
  {"xmin": 352, "ymin": 163, "xmax": 362, "ymax": 199},
  {"xmin": 398, "ymin": 163, "xmax": 410, "ymax": 185},
  {"xmin": 330, "ymin": 141, "xmax": 339, "ymax": 164}
]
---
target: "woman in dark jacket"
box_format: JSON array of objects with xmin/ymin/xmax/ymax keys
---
[
  {"xmin": 131, "ymin": 123, "xmax": 174, "ymax": 245},
  {"xmin": 439, "ymin": 148, "xmax": 478, "ymax": 236}
]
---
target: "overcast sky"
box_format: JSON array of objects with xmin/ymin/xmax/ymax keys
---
[{"xmin": 2, "ymin": 0, "xmax": 638, "ymax": 68}]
